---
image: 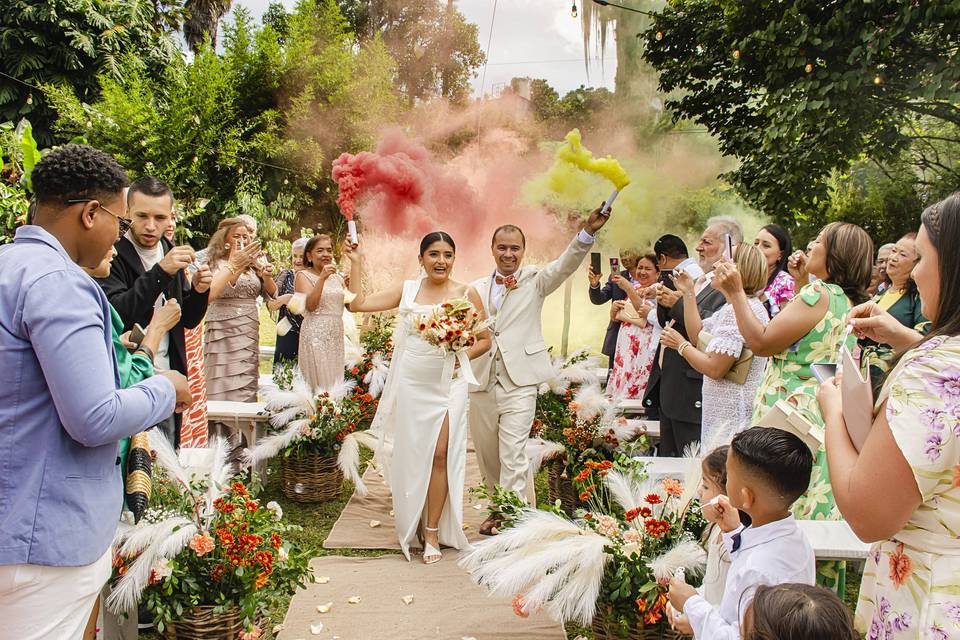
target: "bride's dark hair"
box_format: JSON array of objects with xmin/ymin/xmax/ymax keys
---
[{"xmin": 419, "ymin": 231, "xmax": 456, "ymax": 255}]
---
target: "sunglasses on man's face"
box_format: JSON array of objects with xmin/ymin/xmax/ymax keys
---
[{"xmin": 66, "ymin": 199, "xmax": 133, "ymax": 236}]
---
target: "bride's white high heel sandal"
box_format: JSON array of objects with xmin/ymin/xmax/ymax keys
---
[{"xmin": 422, "ymin": 526, "xmax": 442, "ymax": 565}]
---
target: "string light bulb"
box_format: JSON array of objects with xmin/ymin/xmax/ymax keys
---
[
  {"xmin": 655, "ymin": 31, "xmax": 663, "ymax": 41},
  {"xmin": 25, "ymin": 94, "xmax": 33, "ymax": 105},
  {"xmin": 805, "ymin": 63, "xmax": 813, "ymax": 73},
  {"xmin": 733, "ymin": 49, "xmax": 740, "ymax": 59},
  {"xmin": 874, "ymin": 74, "xmax": 882, "ymax": 85},
  {"xmin": 283, "ymin": 178, "xmax": 289, "ymax": 185},
  {"xmin": 571, "ymin": 1, "xmax": 577, "ymax": 18}
]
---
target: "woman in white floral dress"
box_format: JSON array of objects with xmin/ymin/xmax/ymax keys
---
[
  {"xmin": 820, "ymin": 193, "xmax": 960, "ymax": 640},
  {"xmin": 659, "ymin": 244, "xmax": 769, "ymax": 446}
]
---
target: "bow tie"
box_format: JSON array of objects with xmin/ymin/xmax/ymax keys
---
[
  {"xmin": 495, "ymin": 275, "xmax": 517, "ymax": 287},
  {"xmin": 731, "ymin": 530, "xmax": 743, "ymax": 552}
]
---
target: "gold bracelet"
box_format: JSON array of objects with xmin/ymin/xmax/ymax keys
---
[
  {"xmin": 677, "ymin": 341, "xmax": 691, "ymax": 357},
  {"xmin": 227, "ymin": 263, "xmax": 239, "ymax": 275}
]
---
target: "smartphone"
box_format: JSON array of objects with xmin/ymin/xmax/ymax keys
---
[
  {"xmin": 723, "ymin": 233, "xmax": 734, "ymax": 261},
  {"xmin": 811, "ymin": 362, "xmax": 837, "ymax": 384},
  {"xmin": 609, "ymin": 257, "xmax": 621, "ymax": 274},
  {"xmin": 129, "ymin": 323, "xmax": 146, "ymax": 348},
  {"xmin": 590, "ymin": 252, "xmax": 602, "ymax": 276}
]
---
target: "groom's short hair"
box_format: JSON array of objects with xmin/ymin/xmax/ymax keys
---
[{"xmin": 492, "ymin": 224, "xmax": 526, "ymax": 247}]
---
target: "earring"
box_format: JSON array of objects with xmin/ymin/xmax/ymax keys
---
[{"xmin": 224, "ymin": 244, "xmax": 231, "ymax": 250}]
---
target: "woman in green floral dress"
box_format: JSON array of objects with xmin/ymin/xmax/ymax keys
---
[
  {"xmin": 712, "ymin": 222, "xmax": 874, "ymax": 593},
  {"xmin": 819, "ymin": 194, "xmax": 960, "ymax": 639}
]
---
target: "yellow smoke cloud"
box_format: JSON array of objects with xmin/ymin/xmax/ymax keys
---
[{"xmin": 551, "ymin": 129, "xmax": 631, "ymax": 191}]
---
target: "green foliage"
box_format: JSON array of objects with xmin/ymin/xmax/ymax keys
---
[
  {"xmin": 0, "ymin": 0, "xmax": 180, "ymax": 145},
  {"xmin": 641, "ymin": 0, "xmax": 960, "ymax": 220},
  {"xmin": 338, "ymin": 0, "xmax": 485, "ymax": 105},
  {"xmin": 0, "ymin": 119, "xmax": 41, "ymax": 243}
]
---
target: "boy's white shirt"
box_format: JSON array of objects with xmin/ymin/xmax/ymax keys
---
[{"xmin": 683, "ymin": 514, "xmax": 815, "ymax": 640}]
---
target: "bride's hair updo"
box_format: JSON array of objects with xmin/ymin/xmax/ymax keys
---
[{"xmin": 419, "ymin": 231, "xmax": 456, "ymax": 255}]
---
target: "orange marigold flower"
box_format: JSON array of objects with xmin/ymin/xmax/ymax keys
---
[
  {"xmin": 245, "ymin": 500, "xmax": 259, "ymax": 512},
  {"xmin": 255, "ymin": 572, "xmax": 269, "ymax": 589},
  {"xmin": 271, "ymin": 533, "xmax": 282, "ymax": 549},
  {"xmin": 644, "ymin": 493, "xmax": 662, "ymax": 505},
  {"xmin": 625, "ymin": 507, "xmax": 641, "ymax": 522},
  {"xmin": 635, "ymin": 597, "xmax": 647, "ymax": 613},
  {"xmin": 579, "ymin": 491, "xmax": 591, "ymax": 501},
  {"xmin": 662, "ymin": 478, "xmax": 683, "ymax": 497},
  {"xmin": 210, "ymin": 563, "xmax": 226, "ymax": 581},
  {"xmin": 644, "ymin": 610, "xmax": 662, "ymax": 625},
  {"xmin": 231, "ymin": 481, "xmax": 248, "ymax": 496},
  {"xmin": 573, "ymin": 468, "xmax": 592, "ymax": 483}
]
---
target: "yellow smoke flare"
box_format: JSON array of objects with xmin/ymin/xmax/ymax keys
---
[{"xmin": 552, "ymin": 129, "xmax": 631, "ymax": 191}]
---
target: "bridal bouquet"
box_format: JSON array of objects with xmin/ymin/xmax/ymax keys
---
[
  {"xmin": 413, "ymin": 298, "xmax": 490, "ymax": 353},
  {"xmin": 108, "ymin": 432, "xmax": 312, "ymax": 637},
  {"xmin": 462, "ymin": 455, "xmax": 708, "ymax": 637}
]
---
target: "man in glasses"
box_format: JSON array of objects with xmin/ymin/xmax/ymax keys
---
[
  {"xmin": 0, "ymin": 144, "xmax": 192, "ymax": 639},
  {"xmin": 95, "ymin": 176, "xmax": 212, "ymax": 446}
]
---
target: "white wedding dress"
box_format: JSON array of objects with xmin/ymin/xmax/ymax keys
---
[{"xmin": 371, "ymin": 279, "xmax": 471, "ymax": 560}]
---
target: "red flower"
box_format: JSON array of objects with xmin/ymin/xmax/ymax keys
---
[
  {"xmin": 573, "ymin": 468, "xmax": 593, "ymax": 483},
  {"xmin": 351, "ymin": 367, "xmax": 360, "ymax": 375},
  {"xmin": 231, "ymin": 481, "xmax": 248, "ymax": 496},
  {"xmin": 210, "ymin": 563, "xmax": 226, "ymax": 581},
  {"xmin": 271, "ymin": 533, "xmax": 282, "ymax": 549},
  {"xmin": 635, "ymin": 597, "xmax": 647, "ymax": 613},
  {"xmin": 644, "ymin": 494, "xmax": 662, "ymax": 505},
  {"xmin": 255, "ymin": 572, "xmax": 269, "ymax": 589},
  {"xmin": 245, "ymin": 500, "xmax": 259, "ymax": 513},
  {"xmin": 625, "ymin": 508, "xmax": 641, "ymax": 523}
]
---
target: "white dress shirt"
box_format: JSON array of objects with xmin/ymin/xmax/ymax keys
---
[
  {"xmin": 675, "ymin": 256, "xmax": 705, "ymax": 281},
  {"xmin": 683, "ymin": 514, "xmax": 815, "ymax": 640},
  {"xmin": 127, "ymin": 231, "xmax": 170, "ymax": 371},
  {"xmin": 491, "ymin": 229, "xmax": 595, "ymax": 312}
]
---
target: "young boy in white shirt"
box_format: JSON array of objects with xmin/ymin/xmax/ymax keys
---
[{"xmin": 667, "ymin": 427, "xmax": 816, "ymax": 640}]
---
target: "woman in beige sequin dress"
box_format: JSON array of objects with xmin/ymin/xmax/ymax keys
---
[
  {"xmin": 297, "ymin": 234, "xmax": 354, "ymax": 392},
  {"xmin": 203, "ymin": 218, "xmax": 277, "ymax": 403}
]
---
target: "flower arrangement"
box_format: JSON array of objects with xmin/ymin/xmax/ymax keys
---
[
  {"xmin": 344, "ymin": 313, "xmax": 394, "ymax": 422},
  {"xmin": 107, "ymin": 432, "xmax": 312, "ymax": 637},
  {"xmin": 461, "ymin": 455, "xmax": 707, "ymax": 637},
  {"xmin": 412, "ymin": 297, "xmax": 490, "ymax": 353}
]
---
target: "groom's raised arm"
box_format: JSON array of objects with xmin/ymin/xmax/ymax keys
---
[{"xmin": 534, "ymin": 205, "xmax": 610, "ymax": 297}]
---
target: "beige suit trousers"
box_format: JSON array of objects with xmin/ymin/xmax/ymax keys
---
[{"xmin": 469, "ymin": 379, "xmax": 538, "ymax": 501}]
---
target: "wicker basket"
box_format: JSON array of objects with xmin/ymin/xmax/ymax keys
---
[
  {"xmin": 546, "ymin": 461, "xmax": 583, "ymax": 516},
  {"xmin": 163, "ymin": 606, "xmax": 242, "ymax": 640},
  {"xmin": 591, "ymin": 606, "xmax": 680, "ymax": 640},
  {"xmin": 281, "ymin": 451, "xmax": 343, "ymax": 503}
]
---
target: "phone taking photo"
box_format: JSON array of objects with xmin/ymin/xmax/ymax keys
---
[
  {"xmin": 129, "ymin": 323, "xmax": 146, "ymax": 348},
  {"xmin": 723, "ymin": 233, "xmax": 734, "ymax": 261},
  {"xmin": 609, "ymin": 257, "xmax": 621, "ymax": 274},
  {"xmin": 590, "ymin": 252, "xmax": 602, "ymax": 276}
]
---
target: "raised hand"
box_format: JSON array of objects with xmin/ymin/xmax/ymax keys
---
[
  {"xmin": 670, "ymin": 269, "xmax": 695, "ymax": 296},
  {"xmin": 848, "ymin": 301, "xmax": 922, "ymax": 351},
  {"xmin": 158, "ymin": 245, "xmax": 196, "ymax": 275},
  {"xmin": 583, "ymin": 203, "xmax": 611, "ymax": 235},
  {"xmin": 660, "ymin": 326, "xmax": 685, "ymax": 350},
  {"xmin": 318, "ymin": 264, "xmax": 337, "ymax": 281},
  {"xmin": 610, "ymin": 273, "xmax": 632, "ymax": 292},
  {"xmin": 587, "ymin": 266, "xmax": 601, "ymax": 288},
  {"xmin": 229, "ymin": 240, "xmax": 260, "ymax": 272},
  {"xmin": 712, "ymin": 261, "xmax": 744, "ymax": 299},
  {"xmin": 656, "ymin": 286, "xmax": 682, "ymax": 309}
]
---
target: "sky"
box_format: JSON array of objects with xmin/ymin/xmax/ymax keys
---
[{"xmin": 231, "ymin": 0, "xmax": 617, "ymax": 96}]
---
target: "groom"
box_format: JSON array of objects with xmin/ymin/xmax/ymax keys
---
[{"xmin": 470, "ymin": 205, "xmax": 611, "ymax": 534}]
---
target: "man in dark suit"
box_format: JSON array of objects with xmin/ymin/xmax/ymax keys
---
[
  {"xmin": 588, "ymin": 250, "xmax": 639, "ymax": 370},
  {"xmin": 96, "ymin": 176, "xmax": 212, "ymax": 445},
  {"xmin": 642, "ymin": 220, "xmax": 743, "ymax": 455}
]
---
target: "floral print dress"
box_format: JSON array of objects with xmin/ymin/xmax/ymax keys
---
[
  {"xmin": 752, "ymin": 281, "xmax": 854, "ymax": 592},
  {"xmin": 607, "ymin": 287, "xmax": 659, "ymax": 400},
  {"xmin": 762, "ymin": 269, "xmax": 796, "ymax": 317},
  {"xmin": 857, "ymin": 335, "xmax": 960, "ymax": 640}
]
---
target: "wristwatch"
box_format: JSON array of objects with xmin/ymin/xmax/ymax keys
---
[{"xmin": 135, "ymin": 344, "xmax": 155, "ymax": 362}]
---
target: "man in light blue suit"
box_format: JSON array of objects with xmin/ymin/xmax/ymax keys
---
[{"xmin": 0, "ymin": 145, "xmax": 191, "ymax": 639}]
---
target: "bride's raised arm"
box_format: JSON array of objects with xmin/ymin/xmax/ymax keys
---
[
  {"xmin": 344, "ymin": 241, "xmax": 403, "ymax": 313},
  {"xmin": 465, "ymin": 285, "xmax": 492, "ymax": 360}
]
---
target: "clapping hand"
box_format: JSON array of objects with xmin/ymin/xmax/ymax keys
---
[
  {"xmin": 669, "ymin": 269, "xmax": 695, "ymax": 296},
  {"xmin": 318, "ymin": 264, "xmax": 337, "ymax": 281},
  {"xmin": 229, "ymin": 240, "xmax": 260, "ymax": 272},
  {"xmin": 150, "ymin": 298, "xmax": 182, "ymax": 333},
  {"xmin": 712, "ymin": 260, "xmax": 744, "ymax": 299}
]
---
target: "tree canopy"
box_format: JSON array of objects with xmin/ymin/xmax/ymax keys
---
[{"xmin": 642, "ymin": 0, "xmax": 960, "ymax": 219}]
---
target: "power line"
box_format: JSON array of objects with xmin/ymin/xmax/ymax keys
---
[{"xmin": 486, "ymin": 57, "xmax": 617, "ymax": 66}]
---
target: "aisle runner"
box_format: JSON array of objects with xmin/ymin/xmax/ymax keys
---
[
  {"xmin": 277, "ymin": 556, "xmax": 566, "ymax": 640},
  {"xmin": 323, "ymin": 456, "xmax": 488, "ymax": 549}
]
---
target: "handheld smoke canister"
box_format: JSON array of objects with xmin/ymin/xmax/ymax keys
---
[{"xmin": 554, "ymin": 129, "xmax": 630, "ymax": 216}]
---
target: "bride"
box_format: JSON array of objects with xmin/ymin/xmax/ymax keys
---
[{"xmin": 348, "ymin": 231, "xmax": 491, "ymax": 564}]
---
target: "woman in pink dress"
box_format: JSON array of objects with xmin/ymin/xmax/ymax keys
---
[
  {"xmin": 607, "ymin": 252, "xmax": 660, "ymax": 399},
  {"xmin": 296, "ymin": 234, "xmax": 355, "ymax": 392}
]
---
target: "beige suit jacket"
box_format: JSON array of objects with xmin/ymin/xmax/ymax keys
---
[{"xmin": 470, "ymin": 235, "xmax": 593, "ymax": 390}]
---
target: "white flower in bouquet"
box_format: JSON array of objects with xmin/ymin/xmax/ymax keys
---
[{"xmin": 152, "ymin": 558, "xmax": 174, "ymax": 580}]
